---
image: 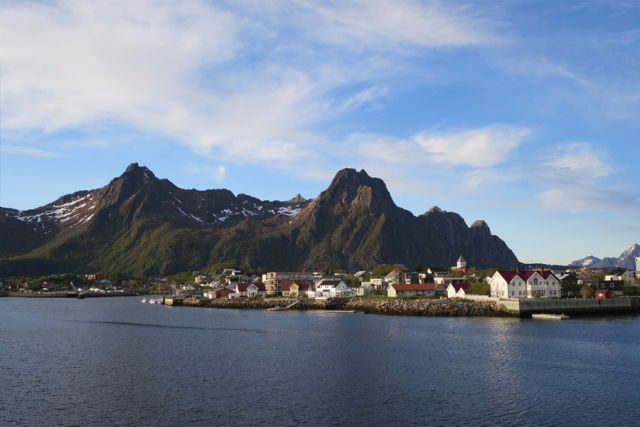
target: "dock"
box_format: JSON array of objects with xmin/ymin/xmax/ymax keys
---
[{"xmin": 497, "ymin": 298, "xmax": 633, "ymax": 317}]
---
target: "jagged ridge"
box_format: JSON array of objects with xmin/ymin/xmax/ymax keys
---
[{"xmin": 0, "ymin": 164, "xmax": 519, "ymax": 276}]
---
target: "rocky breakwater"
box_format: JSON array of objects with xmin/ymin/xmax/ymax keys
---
[
  {"xmin": 174, "ymin": 297, "xmax": 509, "ymax": 317},
  {"xmin": 341, "ymin": 298, "xmax": 508, "ymax": 317}
]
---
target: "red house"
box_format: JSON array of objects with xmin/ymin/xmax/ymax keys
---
[{"xmin": 595, "ymin": 289, "xmax": 613, "ymax": 299}]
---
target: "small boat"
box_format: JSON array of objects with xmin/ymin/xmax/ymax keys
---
[
  {"xmin": 141, "ymin": 298, "xmax": 148, "ymax": 303},
  {"xmin": 148, "ymin": 299, "xmax": 157, "ymax": 304},
  {"xmin": 268, "ymin": 306, "xmax": 286, "ymax": 311},
  {"xmin": 532, "ymin": 313, "xmax": 570, "ymax": 320}
]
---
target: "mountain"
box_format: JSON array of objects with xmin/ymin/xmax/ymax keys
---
[
  {"xmin": 570, "ymin": 256, "xmax": 601, "ymax": 268},
  {"xmin": 616, "ymin": 244, "xmax": 640, "ymax": 270},
  {"xmin": 0, "ymin": 164, "xmax": 519, "ymax": 276},
  {"xmin": 571, "ymin": 244, "xmax": 640, "ymax": 270}
]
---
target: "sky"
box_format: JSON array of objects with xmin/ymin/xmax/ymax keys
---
[{"xmin": 1, "ymin": 0, "xmax": 639, "ymax": 265}]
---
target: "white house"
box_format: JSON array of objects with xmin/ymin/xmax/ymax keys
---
[
  {"xmin": 605, "ymin": 268, "xmax": 635, "ymax": 284},
  {"xmin": 234, "ymin": 282, "xmax": 267, "ymax": 297},
  {"xmin": 490, "ymin": 269, "xmax": 561, "ymax": 299},
  {"xmin": 310, "ymin": 279, "xmax": 355, "ymax": 299},
  {"xmin": 446, "ymin": 283, "xmax": 472, "ymax": 298},
  {"xmin": 387, "ymin": 283, "xmax": 446, "ymax": 298}
]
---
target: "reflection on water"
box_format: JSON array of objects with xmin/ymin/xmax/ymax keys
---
[{"xmin": 1, "ymin": 297, "xmax": 639, "ymax": 426}]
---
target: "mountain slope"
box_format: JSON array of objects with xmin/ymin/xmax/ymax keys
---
[{"xmin": 0, "ymin": 164, "xmax": 519, "ymax": 276}]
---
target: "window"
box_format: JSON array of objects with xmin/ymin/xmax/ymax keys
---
[{"xmin": 533, "ymin": 278, "xmax": 538, "ymax": 286}]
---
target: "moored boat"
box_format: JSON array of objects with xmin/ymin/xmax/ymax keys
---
[{"xmin": 532, "ymin": 313, "xmax": 570, "ymax": 320}]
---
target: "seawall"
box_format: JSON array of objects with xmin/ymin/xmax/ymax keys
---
[
  {"xmin": 164, "ymin": 297, "xmax": 508, "ymax": 317},
  {"xmin": 497, "ymin": 298, "xmax": 634, "ymax": 317}
]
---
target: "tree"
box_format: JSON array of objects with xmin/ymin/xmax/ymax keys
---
[
  {"xmin": 415, "ymin": 261, "xmax": 423, "ymax": 272},
  {"xmin": 561, "ymin": 281, "xmax": 581, "ymax": 297},
  {"xmin": 580, "ymin": 285, "xmax": 594, "ymax": 299},
  {"xmin": 466, "ymin": 282, "xmax": 489, "ymax": 295},
  {"xmin": 373, "ymin": 264, "xmax": 394, "ymax": 278}
]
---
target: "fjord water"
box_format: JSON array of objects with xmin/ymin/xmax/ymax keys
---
[{"xmin": 1, "ymin": 298, "xmax": 639, "ymax": 426}]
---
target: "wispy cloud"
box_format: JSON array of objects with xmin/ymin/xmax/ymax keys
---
[
  {"xmin": 414, "ymin": 125, "xmax": 530, "ymax": 167},
  {"xmin": 544, "ymin": 142, "xmax": 613, "ymax": 181},
  {"xmin": 0, "ymin": 145, "xmax": 60, "ymax": 158},
  {"xmin": 0, "ymin": 0, "xmax": 500, "ymax": 167},
  {"xmin": 185, "ymin": 164, "xmax": 226, "ymax": 181}
]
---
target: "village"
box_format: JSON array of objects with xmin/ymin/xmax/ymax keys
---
[{"xmin": 169, "ymin": 255, "xmax": 640, "ymax": 302}]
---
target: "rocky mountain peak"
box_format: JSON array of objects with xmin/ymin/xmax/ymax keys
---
[
  {"xmin": 288, "ymin": 194, "xmax": 307, "ymax": 203},
  {"xmin": 426, "ymin": 206, "xmax": 446, "ymax": 214},
  {"xmin": 126, "ymin": 162, "xmax": 140, "ymax": 172},
  {"xmin": 322, "ymin": 168, "xmax": 394, "ymax": 211}
]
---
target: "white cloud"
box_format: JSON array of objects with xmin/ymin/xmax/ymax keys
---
[
  {"xmin": 414, "ymin": 125, "xmax": 530, "ymax": 167},
  {"xmin": 544, "ymin": 142, "xmax": 613, "ymax": 181},
  {"xmin": 0, "ymin": 145, "xmax": 60, "ymax": 158},
  {"xmin": 0, "ymin": 0, "xmax": 501, "ymax": 168},
  {"xmin": 292, "ymin": 0, "xmax": 501, "ymax": 51},
  {"xmin": 536, "ymin": 187, "xmax": 640, "ymax": 212}
]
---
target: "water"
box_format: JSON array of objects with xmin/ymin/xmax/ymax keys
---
[{"xmin": 1, "ymin": 297, "xmax": 639, "ymax": 426}]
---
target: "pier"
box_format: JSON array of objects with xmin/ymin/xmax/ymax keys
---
[{"xmin": 496, "ymin": 298, "xmax": 633, "ymax": 317}]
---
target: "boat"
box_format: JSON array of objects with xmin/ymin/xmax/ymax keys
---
[
  {"xmin": 532, "ymin": 313, "xmax": 570, "ymax": 320},
  {"xmin": 148, "ymin": 299, "xmax": 157, "ymax": 304},
  {"xmin": 141, "ymin": 298, "xmax": 148, "ymax": 303}
]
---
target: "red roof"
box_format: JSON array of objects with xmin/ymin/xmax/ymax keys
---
[
  {"xmin": 496, "ymin": 270, "xmax": 559, "ymax": 283},
  {"xmin": 390, "ymin": 283, "xmax": 443, "ymax": 291},
  {"xmin": 282, "ymin": 280, "xmax": 311, "ymax": 291},
  {"xmin": 450, "ymin": 283, "xmax": 472, "ymax": 292},
  {"xmin": 236, "ymin": 282, "xmax": 264, "ymax": 292}
]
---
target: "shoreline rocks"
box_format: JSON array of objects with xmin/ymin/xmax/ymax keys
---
[{"xmin": 175, "ymin": 297, "xmax": 510, "ymax": 317}]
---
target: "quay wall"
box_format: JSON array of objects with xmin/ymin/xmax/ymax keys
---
[
  {"xmin": 497, "ymin": 298, "xmax": 633, "ymax": 317},
  {"xmin": 164, "ymin": 297, "xmax": 507, "ymax": 317}
]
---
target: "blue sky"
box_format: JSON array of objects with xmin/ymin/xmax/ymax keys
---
[{"xmin": 1, "ymin": 0, "xmax": 639, "ymax": 265}]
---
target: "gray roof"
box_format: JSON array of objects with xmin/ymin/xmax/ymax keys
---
[{"xmin": 457, "ymin": 255, "xmax": 466, "ymax": 263}]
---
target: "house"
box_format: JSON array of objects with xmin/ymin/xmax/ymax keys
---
[
  {"xmin": 387, "ymin": 283, "xmax": 446, "ymax": 298},
  {"xmin": 595, "ymin": 289, "xmax": 613, "ymax": 299},
  {"xmin": 223, "ymin": 268, "xmax": 243, "ymax": 276},
  {"xmin": 584, "ymin": 280, "xmax": 624, "ymax": 296},
  {"xmin": 204, "ymin": 288, "xmax": 230, "ymax": 299},
  {"xmin": 427, "ymin": 267, "xmax": 448, "ymax": 277},
  {"xmin": 434, "ymin": 276, "xmax": 466, "ymax": 286},
  {"xmin": 194, "ymin": 275, "xmax": 208, "ymax": 284},
  {"xmin": 264, "ymin": 272, "xmax": 316, "ymax": 295},
  {"xmin": 234, "ymin": 282, "xmax": 267, "ymax": 297},
  {"xmin": 489, "ymin": 268, "xmax": 561, "ymax": 299},
  {"xmin": 359, "ymin": 278, "xmax": 389, "ymax": 295},
  {"xmin": 282, "ymin": 280, "xmax": 312, "ymax": 297},
  {"xmin": 394, "ymin": 264, "xmax": 411, "ymax": 273},
  {"xmin": 353, "ymin": 271, "xmax": 371, "ymax": 281},
  {"xmin": 310, "ymin": 279, "xmax": 355, "ymax": 299},
  {"xmin": 86, "ymin": 273, "xmax": 104, "ymax": 281},
  {"xmin": 384, "ymin": 269, "xmax": 419, "ymax": 285},
  {"xmin": 446, "ymin": 283, "xmax": 472, "ymax": 298},
  {"xmin": 605, "ymin": 268, "xmax": 635, "ymax": 284}
]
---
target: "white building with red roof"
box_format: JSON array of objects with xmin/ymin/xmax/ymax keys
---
[
  {"xmin": 387, "ymin": 283, "xmax": 446, "ymax": 298},
  {"xmin": 446, "ymin": 283, "xmax": 472, "ymax": 298},
  {"xmin": 489, "ymin": 268, "xmax": 561, "ymax": 299}
]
